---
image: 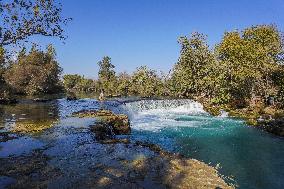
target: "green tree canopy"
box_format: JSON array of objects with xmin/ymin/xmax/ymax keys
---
[
  {"xmin": 215, "ymin": 24, "xmax": 284, "ymax": 104},
  {"xmin": 170, "ymin": 32, "xmax": 215, "ymax": 97},
  {"xmin": 4, "ymin": 44, "xmax": 63, "ymax": 95},
  {"xmin": 130, "ymin": 66, "xmax": 163, "ymax": 97},
  {"xmin": 97, "ymin": 56, "xmax": 117, "ymax": 94},
  {"xmin": 63, "ymin": 74, "xmax": 83, "ymax": 91},
  {"xmin": 0, "ymin": 0, "xmax": 71, "ymax": 46}
]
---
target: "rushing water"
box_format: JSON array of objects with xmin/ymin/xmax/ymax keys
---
[
  {"xmin": 0, "ymin": 98, "xmax": 284, "ymax": 189},
  {"xmin": 120, "ymin": 99, "xmax": 284, "ymax": 189}
]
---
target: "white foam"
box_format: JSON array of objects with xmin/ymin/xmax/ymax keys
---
[
  {"xmin": 120, "ymin": 99, "xmax": 209, "ymax": 132},
  {"xmin": 218, "ymin": 110, "xmax": 229, "ymax": 118}
]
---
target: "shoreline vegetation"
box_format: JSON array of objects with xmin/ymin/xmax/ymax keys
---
[
  {"xmin": 0, "ymin": 1, "xmax": 283, "ymax": 188},
  {"xmin": 0, "ymin": 1, "xmax": 282, "ymax": 185},
  {"xmin": 2, "ymin": 24, "xmax": 284, "ymax": 136}
]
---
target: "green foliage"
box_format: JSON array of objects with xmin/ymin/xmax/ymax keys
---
[
  {"xmin": 271, "ymin": 66, "xmax": 284, "ymax": 106},
  {"xmin": 76, "ymin": 78, "xmax": 95, "ymax": 92},
  {"xmin": 170, "ymin": 32, "xmax": 215, "ymax": 97},
  {"xmin": 116, "ymin": 72, "xmax": 131, "ymax": 96},
  {"xmin": 0, "ymin": 0, "xmax": 71, "ymax": 46},
  {"xmin": 0, "ymin": 47, "xmax": 5, "ymax": 83},
  {"xmin": 63, "ymin": 74, "xmax": 83, "ymax": 90},
  {"xmin": 59, "ymin": 24, "xmax": 284, "ymax": 109},
  {"xmin": 4, "ymin": 45, "xmax": 63, "ymax": 95},
  {"xmin": 97, "ymin": 56, "xmax": 117, "ymax": 95},
  {"xmin": 215, "ymin": 24, "xmax": 284, "ymax": 106},
  {"xmin": 129, "ymin": 66, "xmax": 163, "ymax": 97},
  {"xmin": 63, "ymin": 74, "xmax": 96, "ymax": 92}
]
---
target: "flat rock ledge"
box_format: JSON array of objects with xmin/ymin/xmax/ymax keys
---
[
  {"xmin": 71, "ymin": 109, "xmax": 235, "ymax": 189},
  {"xmin": 72, "ymin": 109, "xmax": 131, "ymax": 135},
  {"xmin": 85, "ymin": 141, "xmax": 235, "ymax": 189}
]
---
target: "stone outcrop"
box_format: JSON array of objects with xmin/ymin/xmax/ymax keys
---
[
  {"xmin": 258, "ymin": 118, "xmax": 284, "ymax": 137},
  {"xmin": 73, "ymin": 109, "xmax": 131, "ymax": 135},
  {"xmin": 0, "ymin": 97, "xmax": 18, "ymax": 105},
  {"xmin": 9, "ymin": 120, "xmax": 56, "ymax": 133}
]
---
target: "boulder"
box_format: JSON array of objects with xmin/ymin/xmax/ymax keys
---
[
  {"xmin": 259, "ymin": 118, "xmax": 284, "ymax": 137},
  {"xmin": 0, "ymin": 98, "xmax": 18, "ymax": 105},
  {"xmin": 66, "ymin": 95, "xmax": 77, "ymax": 101},
  {"xmin": 73, "ymin": 109, "xmax": 131, "ymax": 135},
  {"xmin": 90, "ymin": 123, "xmax": 114, "ymax": 141},
  {"xmin": 33, "ymin": 98, "xmax": 53, "ymax": 103}
]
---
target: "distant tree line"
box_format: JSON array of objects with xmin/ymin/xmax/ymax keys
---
[
  {"xmin": 1, "ymin": 24, "xmax": 283, "ymax": 109},
  {"xmin": 64, "ymin": 25, "xmax": 284, "ymax": 108}
]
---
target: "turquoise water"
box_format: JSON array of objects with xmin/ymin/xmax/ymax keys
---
[
  {"xmin": 0, "ymin": 98, "xmax": 283, "ymax": 188},
  {"xmin": 122, "ymin": 99, "xmax": 284, "ymax": 189}
]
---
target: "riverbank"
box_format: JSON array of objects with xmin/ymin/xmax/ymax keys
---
[
  {"xmin": 3, "ymin": 93, "xmax": 284, "ymax": 137},
  {"xmin": 0, "ymin": 99, "xmax": 235, "ymax": 189},
  {"xmin": 194, "ymin": 96, "xmax": 284, "ymax": 137}
]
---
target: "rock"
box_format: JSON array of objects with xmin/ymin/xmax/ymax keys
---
[
  {"xmin": 102, "ymin": 113, "xmax": 130, "ymax": 135},
  {"xmin": 66, "ymin": 91, "xmax": 78, "ymax": 101},
  {"xmin": 0, "ymin": 132, "xmax": 18, "ymax": 142},
  {"xmin": 258, "ymin": 118, "xmax": 284, "ymax": 137},
  {"xmin": 162, "ymin": 158, "xmax": 234, "ymax": 189},
  {"xmin": 90, "ymin": 123, "xmax": 114, "ymax": 141},
  {"xmin": 10, "ymin": 120, "xmax": 56, "ymax": 133},
  {"xmin": 33, "ymin": 98, "xmax": 53, "ymax": 102},
  {"xmin": 73, "ymin": 110, "xmax": 131, "ymax": 135},
  {"xmin": 0, "ymin": 98, "xmax": 18, "ymax": 105},
  {"xmin": 66, "ymin": 95, "xmax": 77, "ymax": 101}
]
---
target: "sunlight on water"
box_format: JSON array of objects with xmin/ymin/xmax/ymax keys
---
[
  {"xmin": 0, "ymin": 98, "xmax": 283, "ymax": 189},
  {"xmin": 121, "ymin": 99, "xmax": 284, "ymax": 189}
]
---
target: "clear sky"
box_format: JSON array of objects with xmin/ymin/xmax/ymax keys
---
[{"xmin": 33, "ymin": 0, "xmax": 284, "ymax": 78}]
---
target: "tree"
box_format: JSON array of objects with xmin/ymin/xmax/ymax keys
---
[
  {"xmin": 215, "ymin": 25, "xmax": 284, "ymax": 105},
  {"xmin": 0, "ymin": 47, "xmax": 5, "ymax": 80},
  {"xmin": 129, "ymin": 66, "xmax": 163, "ymax": 97},
  {"xmin": 170, "ymin": 32, "xmax": 215, "ymax": 97},
  {"xmin": 0, "ymin": 47, "xmax": 6, "ymax": 93},
  {"xmin": 117, "ymin": 72, "xmax": 131, "ymax": 96},
  {"xmin": 63, "ymin": 74, "xmax": 83, "ymax": 91},
  {"xmin": 97, "ymin": 56, "xmax": 117, "ymax": 94},
  {"xmin": 0, "ymin": 0, "xmax": 71, "ymax": 46},
  {"xmin": 4, "ymin": 44, "xmax": 63, "ymax": 95},
  {"xmin": 73, "ymin": 77, "xmax": 93, "ymax": 92}
]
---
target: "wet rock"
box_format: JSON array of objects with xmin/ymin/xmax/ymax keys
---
[
  {"xmin": 66, "ymin": 93, "xmax": 77, "ymax": 101},
  {"xmin": 258, "ymin": 118, "xmax": 284, "ymax": 137},
  {"xmin": 87, "ymin": 142, "xmax": 234, "ymax": 189},
  {"xmin": 100, "ymin": 138, "xmax": 130, "ymax": 144},
  {"xmin": 0, "ymin": 132, "xmax": 18, "ymax": 142},
  {"xmin": 33, "ymin": 98, "xmax": 53, "ymax": 102},
  {"xmin": 73, "ymin": 110, "xmax": 131, "ymax": 135},
  {"xmin": 0, "ymin": 97, "xmax": 18, "ymax": 105},
  {"xmin": 67, "ymin": 96, "xmax": 77, "ymax": 101},
  {"xmin": 0, "ymin": 150, "xmax": 61, "ymax": 189},
  {"xmin": 134, "ymin": 141, "xmax": 173, "ymax": 157},
  {"xmin": 90, "ymin": 123, "xmax": 114, "ymax": 141},
  {"xmin": 9, "ymin": 120, "xmax": 56, "ymax": 133}
]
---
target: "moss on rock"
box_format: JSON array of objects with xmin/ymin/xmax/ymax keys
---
[
  {"xmin": 73, "ymin": 109, "xmax": 131, "ymax": 135},
  {"xmin": 8, "ymin": 120, "xmax": 56, "ymax": 133}
]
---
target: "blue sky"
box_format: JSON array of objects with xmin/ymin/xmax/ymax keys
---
[{"xmin": 33, "ymin": 0, "xmax": 284, "ymax": 78}]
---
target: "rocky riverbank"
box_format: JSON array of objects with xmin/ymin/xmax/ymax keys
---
[
  {"xmin": 0, "ymin": 108, "xmax": 235, "ymax": 189},
  {"xmin": 195, "ymin": 96, "xmax": 284, "ymax": 137},
  {"xmin": 70, "ymin": 109, "xmax": 234, "ymax": 188}
]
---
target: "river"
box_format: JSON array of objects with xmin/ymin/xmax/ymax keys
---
[{"xmin": 0, "ymin": 98, "xmax": 283, "ymax": 189}]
